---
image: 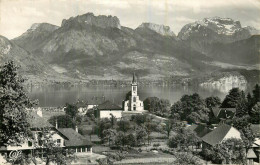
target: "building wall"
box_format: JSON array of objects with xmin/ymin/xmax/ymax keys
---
[
  {"xmin": 87, "ymin": 104, "xmax": 98, "ymax": 110},
  {"xmin": 222, "ymin": 127, "xmax": 242, "ymax": 142},
  {"xmin": 6, "ymin": 130, "xmax": 65, "ymax": 151},
  {"xmin": 100, "ymin": 110, "xmax": 122, "ymax": 118}
]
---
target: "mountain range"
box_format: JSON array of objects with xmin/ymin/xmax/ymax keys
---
[{"xmin": 0, "ymin": 13, "xmax": 259, "ymax": 84}]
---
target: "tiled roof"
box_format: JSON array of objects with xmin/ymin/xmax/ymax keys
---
[
  {"xmin": 75, "ymin": 101, "xmax": 87, "ymax": 108},
  {"xmin": 187, "ymin": 124, "xmax": 198, "ymax": 132},
  {"xmin": 87, "ymin": 97, "xmax": 105, "ymax": 105},
  {"xmin": 97, "ymin": 100, "xmax": 122, "ymax": 111},
  {"xmin": 28, "ymin": 112, "xmax": 53, "ymax": 129},
  {"xmin": 211, "ymin": 107, "xmax": 236, "ymax": 119},
  {"xmin": 58, "ymin": 128, "xmax": 92, "ymax": 147},
  {"xmin": 186, "ymin": 124, "xmax": 211, "ymax": 138},
  {"xmin": 212, "ymin": 107, "xmax": 222, "ymax": 117},
  {"xmin": 202, "ymin": 124, "xmax": 232, "ymax": 146},
  {"xmin": 247, "ymin": 149, "xmax": 257, "ymax": 158}
]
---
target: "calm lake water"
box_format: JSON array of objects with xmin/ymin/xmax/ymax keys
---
[{"xmin": 28, "ymin": 85, "xmax": 235, "ymax": 107}]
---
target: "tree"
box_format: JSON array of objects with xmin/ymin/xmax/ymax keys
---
[
  {"xmin": 250, "ymin": 102, "xmax": 260, "ymax": 124},
  {"xmin": 103, "ymin": 129, "xmax": 117, "ymax": 146},
  {"xmin": 232, "ymin": 116, "xmax": 255, "ymax": 150},
  {"xmin": 0, "ymin": 61, "xmax": 35, "ymax": 146},
  {"xmin": 117, "ymin": 120, "xmax": 131, "ymax": 133},
  {"xmin": 131, "ymin": 114, "xmax": 148, "ymax": 125},
  {"xmin": 48, "ymin": 115, "xmax": 75, "ymax": 128},
  {"xmin": 64, "ymin": 103, "xmax": 78, "ymax": 120},
  {"xmin": 221, "ymin": 88, "xmax": 243, "ymax": 108},
  {"xmin": 168, "ymin": 128, "xmax": 199, "ymax": 151},
  {"xmin": 143, "ymin": 97, "xmax": 170, "ymax": 116},
  {"xmin": 205, "ymin": 96, "xmax": 221, "ymax": 109},
  {"xmin": 170, "ymin": 93, "xmax": 209, "ymax": 124},
  {"xmin": 135, "ymin": 126, "xmax": 147, "ymax": 146},
  {"xmin": 202, "ymin": 138, "xmax": 246, "ymax": 164},
  {"xmin": 109, "ymin": 114, "xmax": 116, "ymax": 128},
  {"xmin": 252, "ymin": 84, "xmax": 260, "ymax": 104},
  {"xmin": 164, "ymin": 120, "xmax": 173, "ymax": 139}
]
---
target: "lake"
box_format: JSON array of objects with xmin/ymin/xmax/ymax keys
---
[{"xmin": 28, "ymin": 85, "xmax": 239, "ymax": 107}]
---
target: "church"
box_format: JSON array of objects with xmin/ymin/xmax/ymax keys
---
[{"xmin": 123, "ymin": 73, "xmax": 144, "ymax": 112}]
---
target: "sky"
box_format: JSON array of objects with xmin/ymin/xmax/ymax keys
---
[{"xmin": 0, "ymin": 0, "xmax": 260, "ymax": 39}]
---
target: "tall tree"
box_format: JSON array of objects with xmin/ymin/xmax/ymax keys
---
[
  {"xmin": 64, "ymin": 103, "xmax": 78, "ymax": 120},
  {"xmin": 205, "ymin": 96, "xmax": 221, "ymax": 109},
  {"xmin": 221, "ymin": 88, "xmax": 243, "ymax": 108},
  {"xmin": 252, "ymin": 84, "xmax": 260, "ymax": 104},
  {"xmin": 170, "ymin": 93, "xmax": 209, "ymax": 123},
  {"xmin": 0, "ymin": 61, "xmax": 35, "ymax": 145}
]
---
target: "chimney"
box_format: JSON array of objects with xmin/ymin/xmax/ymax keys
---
[
  {"xmin": 75, "ymin": 125, "xmax": 78, "ymax": 133},
  {"xmin": 55, "ymin": 119, "xmax": 58, "ymax": 129}
]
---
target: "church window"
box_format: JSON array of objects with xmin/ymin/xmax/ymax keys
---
[
  {"xmin": 133, "ymin": 97, "xmax": 136, "ymax": 102},
  {"xmin": 133, "ymin": 86, "xmax": 136, "ymax": 91},
  {"xmin": 133, "ymin": 105, "xmax": 136, "ymax": 111}
]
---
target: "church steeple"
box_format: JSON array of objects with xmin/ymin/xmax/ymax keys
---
[{"xmin": 132, "ymin": 72, "xmax": 137, "ymax": 84}]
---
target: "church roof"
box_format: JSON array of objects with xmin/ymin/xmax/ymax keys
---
[{"xmin": 132, "ymin": 73, "xmax": 137, "ymax": 83}]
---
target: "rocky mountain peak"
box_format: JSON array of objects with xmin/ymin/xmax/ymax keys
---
[
  {"xmin": 27, "ymin": 23, "xmax": 59, "ymax": 33},
  {"xmin": 199, "ymin": 17, "xmax": 242, "ymax": 35},
  {"xmin": 61, "ymin": 12, "xmax": 121, "ymax": 29},
  {"xmin": 137, "ymin": 23, "xmax": 176, "ymax": 37},
  {"xmin": 244, "ymin": 26, "xmax": 260, "ymax": 35}
]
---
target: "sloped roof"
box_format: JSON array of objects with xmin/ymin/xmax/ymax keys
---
[
  {"xmin": 212, "ymin": 107, "xmax": 236, "ymax": 119},
  {"xmin": 247, "ymin": 149, "xmax": 257, "ymax": 158},
  {"xmin": 97, "ymin": 100, "xmax": 122, "ymax": 111},
  {"xmin": 186, "ymin": 124, "xmax": 211, "ymax": 138},
  {"xmin": 187, "ymin": 124, "xmax": 198, "ymax": 132},
  {"xmin": 202, "ymin": 124, "xmax": 232, "ymax": 146},
  {"xmin": 87, "ymin": 97, "xmax": 105, "ymax": 105},
  {"xmin": 194, "ymin": 125, "xmax": 212, "ymax": 138},
  {"xmin": 58, "ymin": 128, "xmax": 92, "ymax": 147},
  {"xmin": 75, "ymin": 101, "xmax": 87, "ymax": 108},
  {"xmin": 28, "ymin": 112, "xmax": 53, "ymax": 129},
  {"xmin": 212, "ymin": 107, "xmax": 222, "ymax": 118}
]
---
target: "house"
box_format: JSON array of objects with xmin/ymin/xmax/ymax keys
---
[
  {"xmin": 96, "ymin": 100, "xmax": 123, "ymax": 118},
  {"xmin": 201, "ymin": 124, "xmax": 241, "ymax": 146},
  {"xmin": 0, "ymin": 111, "xmax": 92, "ymax": 159},
  {"xmin": 251, "ymin": 124, "xmax": 260, "ymax": 163},
  {"xmin": 75, "ymin": 100, "xmax": 88, "ymax": 115},
  {"xmin": 123, "ymin": 73, "xmax": 144, "ymax": 112},
  {"xmin": 247, "ymin": 148, "xmax": 258, "ymax": 165},
  {"xmin": 186, "ymin": 124, "xmax": 211, "ymax": 148},
  {"xmin": 58, "ymin": 128, "xmax": 92, "ymax": 153},
  {"xmin": 86, "ymin": 96, "xmax": 106, "ymax": 110},
  {"xmin": 186, "ymin": 124, "xmax": 211, "ymax": 138},
  {"xmin": 210, "ymin": 107, "xmax": 236, "ymax": 124}
]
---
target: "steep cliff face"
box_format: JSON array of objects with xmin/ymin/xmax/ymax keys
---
[
  {"xmin": 137, "ymin": 23, "xmax": 177, "ymax": 37},
  {"xmin": 199, "ymin": 72, "xmax": 247, "ymax": 92},
  {"xmin": 2, "ymin": 13, "xmax": 259, "ymax": 82},
  {"xmin": 178, "ymin": 17, "xmax": 252, "ymax": 42},
  {"xmin": 61, "ymin": 13, "xmax": 121, "ymax": 29},
  {"xmin": 0, "ymin": 35, "xmax": 49, "ymax": 75}
]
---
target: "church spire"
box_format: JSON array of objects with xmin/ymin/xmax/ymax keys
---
[{"xmin": 132, "ymin": 72, "xmax": 137, "ymax": 84}]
